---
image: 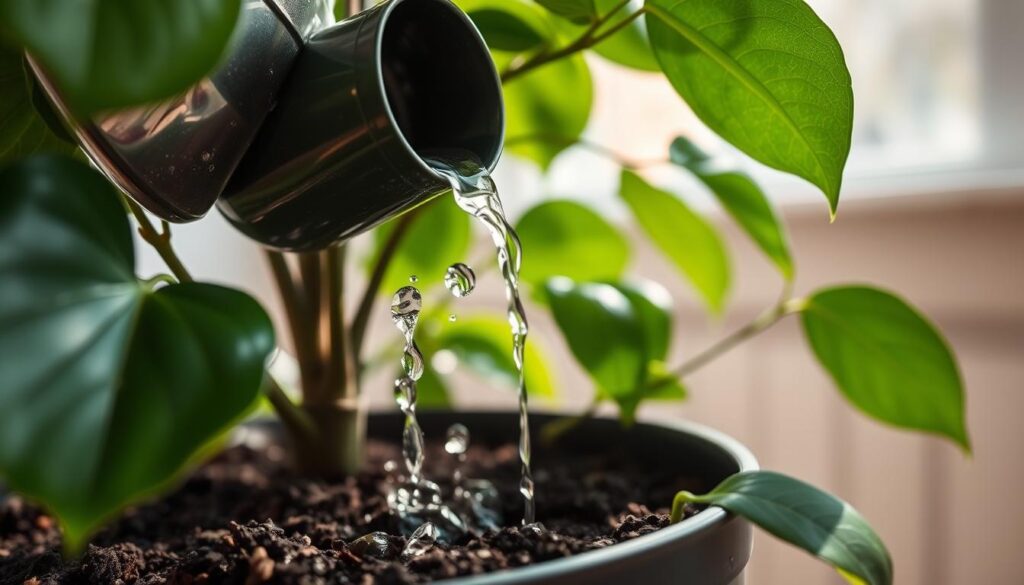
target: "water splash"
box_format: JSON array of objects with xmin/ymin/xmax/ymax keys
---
[
  {"xmin": 401, "ymin": 522, "xmax": 439, "ymax": 561},
  {"xmin": 444, "ymin": 263, "xmax": 477, "ymax": 298},
  {"xmin": 427, "ymin": 154, "xmax": 536, "ymax": 524}
]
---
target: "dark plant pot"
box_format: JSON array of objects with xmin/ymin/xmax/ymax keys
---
[{"xmin": 364, "ymin": 410, "xmax": 758, "ymax": 585}]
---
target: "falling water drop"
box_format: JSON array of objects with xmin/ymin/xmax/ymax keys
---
[
  {"xmin": 444, "ymin": 263, "xmax": 476, "ymax": 298},
  {"xmin": 409, "ymin": 274, "xmax": 419, "ymax": 283},
  {"xmin": 401, "ymin": 522, "xmax": 439, "ymax": 561},
  {"xmin": 391, "ymin": 286, "xmax": 422, "ymax": 335},
  {"xmin": 445, "ymin": 424, "xmax": 469, "ymax": 456},
  {"xmin": 448, "ymin": 314, "xmax": 457, "ymax": 322}
]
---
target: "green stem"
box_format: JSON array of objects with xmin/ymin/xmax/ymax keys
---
[
  {"xmin": 123, "ymin": 196, "xmax": 193, "ymax": 283},
  {"xmin": 263, "ymin": 375, "xmax": 316, "ymax": 443},
  {"xmin": 317, "ymin": 245, "xmax": 351, "ymax": 402},
  {"xmin": 670, "ymin": 490, "xmax": 699, "ymax": 524},
  {"xmin": 265, "ymin": 250, "xmax": 322, "ymax": 399},
  {"xmin": 350, "ymin": 210, "xmax": 420, "ymax": 372},
  {"xmin": 501, "ymin": 4, "xmax": 646, "ymax": 82}
]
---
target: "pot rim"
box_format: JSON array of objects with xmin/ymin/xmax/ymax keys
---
[{"xmin": 366, "ymin": 409, "xmax": 759, "ymax": 584}]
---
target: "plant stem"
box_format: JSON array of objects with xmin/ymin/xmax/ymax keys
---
[
  {"xmin": 503, "ymin": 134, "xmax": 668, "ymax": 169},
  {"xmin": 670, "ymin": 490, "xmax": 698, "ymax": 524},
  {"xmin": 265, "ymin": 251, "xmax": 322, "ymax": 398},
  {"xmin": 123, "ymin": 196, "xmax": 193, "ymax": 283},
  {"xmin": 501, "ymin": 4, "xmax": 646, "ymax": 82},
  {"xmin": 316, "ymin": 245, "xmax": 351, "ymax": 402},
  {"xmin": 263, "ymin": 374, "xmax": 316, "ymax": 443},
  {"xmin": 350, "ymin": 210, "xmax": 420, "ymax": 371}
]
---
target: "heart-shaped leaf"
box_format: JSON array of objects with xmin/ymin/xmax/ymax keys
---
[
  {"xmin": 0, "ymin": 156, "xmax": 274, "ymax": 549},
  {"xmin": 800, "ymin": 286, "xmax": 970, "ymax": 450},
  {"xmin": 516, "ymin": 200, "xmax": 630, "ymax": 286},
  {"xmin": 619, "ymin": 169, "xmax": 730, "ymax": 313},
  {"xmin": 670, "ymin": 137, "xmax": 793, "ymax": 279},
  {"xmin": 674, "ymin": 471, "xmax": 893, "ymax": 585},
  {"xmin": 0, "ymin": 46, "xmax": 75, "ymax": 163},
  {"xmin": 646, "ymin": 0, "xmax": 853, "ymax": 214},
  {"xmin": 0, "ymin": 0, "xmax": 243, "ymax": 115}
]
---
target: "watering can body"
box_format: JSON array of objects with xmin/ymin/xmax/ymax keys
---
[{"xmin": 31, "ymin": 0, "xmax": 504, "ymax": 251}]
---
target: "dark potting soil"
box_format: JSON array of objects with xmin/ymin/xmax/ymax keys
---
[{"xmin": 0, "ymin": 436, "xmax": 705, "ymax": 584}]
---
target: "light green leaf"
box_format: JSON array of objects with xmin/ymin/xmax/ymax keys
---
[
  {"xmin": 373, "ymin": 197, "xmax": 471, "ymax": 295},
  {"xmin": 0, "ymin": 0, "xmax": 243, "ymax": 115},
  {"xmin": 436, "ymin": 314, "xmax": 556, "ymax": 399},
  {"xmin": 645, "ymin": 361, "xmax": 687, "ymax": 401},
  {"xmin": 0, "ymin": 46, "xmax": 75, "ymax": 164},
  {"xmin": 800, "ymin": 286, "xmax": 969, "ymax": 450},
  {"xmin": 515, "ymin": 200, "xmax": 630, "ymax": 286},
  {"xmin": 674, "ymin": 471, "xmax": 893, "ymax": 585},
  {"xmin": 619, "ymin": 169, "xmax": 730, "ymax": 313},
  {"xmin": 608, "ymin": 280, "xmax": 673, "ymax": 361},
  {"xmin": 559, "ymin": 0, "xmax": 660, "ymax": 71},
  {"xmin": 670, "ymin": 136, "xmax": 793, "ymax": 279},
  {"xmin": 470, "ymin": 8, "xmax": 547, "ymax": 51},
  {"xmin": 534, "ymin": 0, "xmax": 597, "ymax": 24},
  {"xmin": 646, "ymin": 0, "xmax": 853, "ymax": 213},
  {"xmin": 0, "ymin": 156, "xmax": 274, "ymax": 550}
]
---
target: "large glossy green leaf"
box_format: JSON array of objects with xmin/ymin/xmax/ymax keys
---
[
  {"xmin": 515, "ymin": 200, "xmax": 630, "ymax": 286},
  {"xmin": 559, "ymin": 0, "xmax": 660, "ymax": 71},
  {"xmin": 0, "ymin": 46, "xmax": 75, "ymax": 163},
  {"xmin": 645, "ymin": 0, "xmax": 853, "ymax": 213},
  {"xmin": 800, "ymin": 286, "xmax": 969, "ymax": 450},
  {"xmin": 670, "ymin": 137, "xmax": 793, "ymax": 279},
  {"xmin": 435, "ymin": 314, "xmax": 556, "ymax": 399},
  {"xmin": 373, "ymin": 197, "xmax": 472, "ymax": 295},
  {"xmin": 674, "ymin": 471, "xmax": 893, "ymax": 585},
  {"xmin": 619, "ymin": 169, "xmax": 730, "ymax": 313},
  {"xmin": 534, "ymin": 0, "xmax": 596, "ymax": 24},
  {"xmin": 0, "ymin": 156, "xmax": 274, "ymax": 549},
  {"xmin": 0, "ymin": 0, "xmax": 243, "ymax": 115}
]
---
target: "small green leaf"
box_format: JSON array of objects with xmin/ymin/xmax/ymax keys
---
[
  {"xmin": 545, "ymin": 278, "xmax": 646, "ymax": 399},
  {"xmin": 0, "ymin": 46, "xmax": 75, "ymax": 164},
  {"xmin": 435, "ymin": 314, "xmax": 556, "ymax": 399},
  {"xmin": 608, "ymin": 280, "xmax": 673, "ymax": 361},
  {"xmin": 619, "ymin": 169, "xmax": 730, "ymax": 313},
  {"xmin": 670, "ymin": 137, "xmax": 793, "ymax": 279},
  {"xmin": 470, "ymin": 8, "xmax": 547, "ymax": 52},
  {"xmin": 674, "ymin": 471, "xmax": 893, "ymax": 585},
  {"xmin": 800, "ymin": 286, "xmax": 970, "ymax": 450},
  {"xmin": 373, "ymin": 197, "xmax": 471, "ymax": 295},
  {"xmin": 515, "ymin": 200, "xmax": 630, "ymax": 286},
  {"xmin": 0, "ymin": 156, "xmax": 274, "ymax": 549},
  {"xmin": 645, "ymin": 361, "xmax": 687, "ymax": 400},
  {"xmin": 645, "ymin": 0, "xmax": 853, "ymax": 214},
  {"xmin": 0, "ymin": 0, "xmax": 243, "ymax": 115},
  {"xmin": 534, "ymin": 0, "xmax": 597, "ymax": 24}
]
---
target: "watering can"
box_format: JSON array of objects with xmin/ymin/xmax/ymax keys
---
[{"xmin": 31, "ymin": 0, "xmax": 504, "ymax": 251}]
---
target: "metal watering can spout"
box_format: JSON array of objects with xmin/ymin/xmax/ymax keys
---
[{"xmin": 32, "ymin": 0, "xmax": 504, "ymax": 252}]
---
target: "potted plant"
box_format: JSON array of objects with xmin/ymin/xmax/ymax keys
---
[{"xmin": 0, "ymin": 0, "xmax": 968, "ymax": 584}]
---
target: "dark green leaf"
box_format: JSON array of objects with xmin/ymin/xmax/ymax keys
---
[
  {"xmin": 515, "ymin": 200, "xmax": 630, "ymax": 286},
  {"xmin": 800, "ymin": 286, "xmax": 969, "ymax": 450},
  {"xmin": 545, "ymin": 278, "xmax": 646, "ymax": 400},
  {"xmin": 646, "ymin": 0, "xmax": 853, "ymax": 213},
  {"xmin": 373, "ymin": 197, "xmax": 471, "ymax": 295},
  {"xmin": 470, "ymin": 8, "xmax": 547, "ymax": 52},
  {"xmin": 0, "ymin": 46, "xmax": 75, "ymax": 163},
  {"xmin": 534, "ymin": 0, "xmax": 597, "ymax": 24},
  {"xmin": 0, "ymin": 0, "xmax": 243, "ymax": 114},
  {"xmin": 619, "ymin": 169, "xmax": 730, "ymax": 313},
  {"xmin": 0, "ymin": 156, "xmax": 274, "ymax": 549},
  {"xmin": 435, "ymin": 315, "xmax": 556, "ymax": 398},
  {"xmin": 675, "ymin": 471, "xmax": 893, "ymax": 585},
  {"xmin": 608, "ymin": 280, "xmax": 673, "ymax": 361},
  {"xmin": 670, "ymin": 136, "xmax": 793, "ymax": 279}
]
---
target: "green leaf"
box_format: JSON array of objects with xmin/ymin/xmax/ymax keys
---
[
  {"xmin": 800, "ymin": 286, "xmax": 970, "ymax": 450},
  {"xmin": 470, "ymin": 8, "xmax": 547, "ymax": 51},
  {"xmin": 545, "ymin": 278, "xmax": 646, "ymax": 400},
  {"xmin": 559, "ymin": 0, "xmax": 660, "ymax": 71},
  {"xmin": 0, "ymin": 156, "xmax": 274, "ymax": 549},
  {"xmin": 0, "ymin": 46, "xmax": 75, "ymax": 164},
  {"xmin": 373, "ymin": 197, "xmax": 471, "ymax": 295},
  {"xmin": 515, "ymin": 200, "xmax": 630, "ymax": 286},
  {"xmin": 674, "ymin": 471, "xmax": 893, "ymax": 585},
  {"xmin": 619, "ymin": 169, "xmax": 730, "ymax": 313},
  {"xmin": 608, "ymin": 280, "xmax": 673, "ymax": 361},
  {"xmin": 645, "ymin": 361, "xmax": 687, "ymax": 401},
  {"xmin": 0, "ymin": 0, "xmax": 243, "ymax": 115},
  {"xmin": 435, "ymin": 314, "xmax": 556, "ymax": 399},
  {"xmin": 645, "ymin": 0, "xmax": 853, "ymax": 213},
  {"xmin": 534, "ymin": 0, "xmax": 597, "ymax": 24},
  {"xmin": 670, "ymin": 136, "xmax": 793, "ymax": 279}
]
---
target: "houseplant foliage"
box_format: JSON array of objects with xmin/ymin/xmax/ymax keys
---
[{"xmin": 0, "ymin": 0, "xmax": 969, "ymax": 583}]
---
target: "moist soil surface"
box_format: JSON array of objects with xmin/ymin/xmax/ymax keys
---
[{"xmin": 0, "ymin": 433, "xmax": 705, "ymax": 584}]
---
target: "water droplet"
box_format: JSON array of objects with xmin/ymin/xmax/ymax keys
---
[
  {"xmin": 200, "ymin": 151, "xmax": 212, "ymax": 162},
  {"xmin": 445, "ymin": 424, "xmax": 469, "ymax": 456},
  {"xmin": 444, "ymin": 262, "xmax": 476, "ymax": 298},
  {"xmin": 448, "ymin": 314, "xmax": 457, "ymax": 322},
  {"xmin": 394, "ymin": 377, "xmax": 417, "ymax": 411},
  {"xmin": 391, "ymin": 286, "xmax": 422, "ymax": 334},
  {"xmin": 409, "ymin": 274, "xmax": 418, "ymax": 283},
  {"xmin": 383, "ymin": 460, "xmax": 398, "ymax": 474},
  {"xmin": 401, "ymin": 522, "xmax": 438, "ymax": 560}
]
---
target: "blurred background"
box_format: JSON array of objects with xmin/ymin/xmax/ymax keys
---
[{"xmin": 135, "ymin": 0, "xmax": 1023, "ymax": 582}]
